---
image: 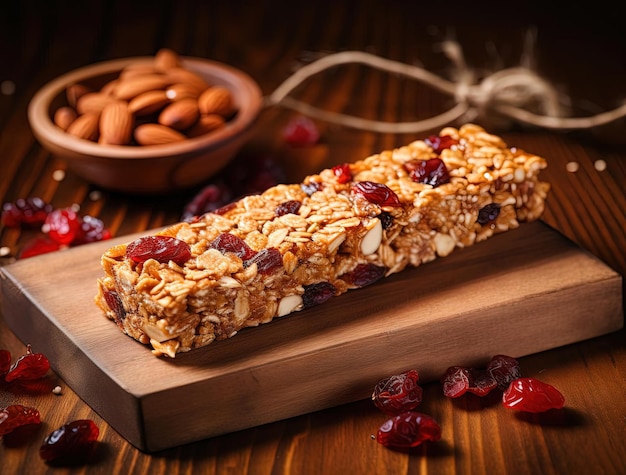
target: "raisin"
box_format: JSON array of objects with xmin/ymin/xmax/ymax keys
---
[
  {"xmin": 0, "ymin": 349, "xmax": 11, "ymax": 377},
  {"xmin": 352, "ymin": 181, "xmax": 402, "ymax": 207},
  {"xmin": 404, "ymin": 158, "xmax": 450, "ymax": 187},
  {"xmin": 441, "ymin": 366, "xmax": 472, "ymax": 398},
  {"xmin": 487, "ymin": 354, "xmax": 521, "ymax": 390},
  {"xmin": 477, "ymin": 203, "xmax": 501, "ymax": 225},
  {"xmin": 39, "ymin": 419, "xmax": 99, "ymax": 465},
  {"xmin": 282, "ymin": 115, "xmax": 320, "ymax": 147},
  {"xmin": 5, "ymin": 345, "xmax": 50, "ymax": 382},
  {"xmin": 332, "ymin": 163, "xmax": 352, "ymax": 184},
  {"xmin": 210, "ymin": 233, "xmax": 257, "ymax": 260},
  {"xmin": 244, "ymin": 248, "xmax": 283, "ymax": 274},
  {"xmin": 376, "ymin": 411, "xmax": 441, "ymax": 449},
  {"xmin": 424, "ymin": 134, "xmax": 458, "ymax": 153},
  {"xmin": 302, "ymin": 282, "xmax": 336, "ymax": 308},
  {"xmin": 301, "ymin": 181, "xmax": 323, "ymax": 196},
  {"xmin": 1, "ymin": 197, "xmax": 53, "ymax": 227},
  {"xmin": 378, "ymin": 211, "xmax": 393, "ymax": 229},
  {"xmin": 342, "ymin": 263, "xmax": 386, "ymax": 288},
  {"xmin": 502, "ymin": 377, "xmax": 565, "ymax": 412},
  {"xmin": 45, "ymin": 208, "xmax": 80, "ymax": 245},
  {"xmin": 103, "ymin": 288, "xmax": 126, "ymax": 323},
  {"xmin": 126, "ymin": 235, "xmax": 191, "ymax": 266},
  {"xmin": 372, "ymin": 369, "xmax": 423, "ymax": 415},
  {"xmin": 0, "ymin": 405, "xmax": 41, "ymax": 436},
  {"xmin": 275, "ymin": 200, "xmax": 302, "ymax": 217}
]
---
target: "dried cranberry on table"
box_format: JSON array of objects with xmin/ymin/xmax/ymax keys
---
[
  {"xmin": 72, "ymin": 215, "xmax": 112, "ymax": 245},
  {"xmin": 44, "ymin": 208, "xmax": 81, "ymax": 245},
  {"xmin": 39, "ymin": 419, "xmax": 100, "ymax": 465},
  {"xmin": 376, "ymin": 411, "xmax": 441, "ymax": 449},
  {"xmin": 18, "ymin": 237, "xmax": 62, "ymax": 259},
  {"xmin": 1, "ymin": 197, "xmax": 53, "ymax": 227},
  {"xmin": 282, "ymin": 115, "xmax": 320, "ymax": 147},
  {"xmin": 0, "ymin": 405, "xmax": 42, "ymax": 436},
  {"xmin": 441, "ymin": 355, "xmax": 522, "ymax": 398},
  {"xmin": 486, "ymin": 354, "xmax": 521, "ymax": 390},
  {"xmin": 126, "ymin": 235, "xmax": 191, "ymax": 266},
  {"xmin": 502, "ymin": 377, "xmax": 565, "ymax": 413},
  {"xmin": 4, "ymin": 344, "xmax": 50, "ymax": 382},
  {"xmin": 372, "ymin": 369, "xmax": 423, "ymax": 415}
]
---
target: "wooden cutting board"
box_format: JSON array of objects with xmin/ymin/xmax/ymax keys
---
[{"xmin": 0, "ymin": 221, "xmax": 622, "ymax": 452}]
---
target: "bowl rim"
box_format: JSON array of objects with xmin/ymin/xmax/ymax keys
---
[{"xmin": 27, "ymin": 56, "xmax": 264, "ymax": 160}]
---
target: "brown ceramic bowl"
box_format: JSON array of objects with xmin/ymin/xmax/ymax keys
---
[{"xmin": 28, "ymin": 56, "xmax": 263, "ymax": 194}]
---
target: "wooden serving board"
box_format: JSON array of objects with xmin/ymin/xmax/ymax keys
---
[{"xmin": 0, "ymin": 222, "xmax": 622, "ymax": 452}]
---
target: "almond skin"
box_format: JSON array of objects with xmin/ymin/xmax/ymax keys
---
[
  {"xmin": 128, "ymin": 90, "xmax": 170, "ymax": 116},
  {"xmin": 66, "ymin": 112, "xmax": 100, "ymax": 141},
  {"xmin": 187, "ymin": 114, "xmax": 225, "ymax": 137},
  {"xmin": 53, "ymin": 106, "xmax": 77, "ymax": 131},
  {"xmin": 158, "ymin": 98, "xmax": 199, "ymax": 130},
  {"xmin": 197, "ymin": 86, "xmax": 235, "ymax": 117},
  {"xmin": 99, "ymin": 100, "xmax": 134, "ymax": 145},
  {"xmin": 154, "ymin": 48, "xmax": 181, "ymax": 71},
  {"xmin": 166, "ymin": 67, "xmax": 210, "ymax": 96},
  {"xmin": 76, "ymin": 92, "xmax": 115, "ymax": 115},
  {"xmin": 165, "ymin": 83, "xmax": 201, "ymax": 101},
  {"xmin": 134, "ymin": 123, "xmax": 186, "ymax": 145},
  {"xmin": 66, "ymin": 83, "xmax": 91, "ymax": 108},
  {"xmin": 113, "ymin": 74, "xmax": 171, "ymax": 101}
]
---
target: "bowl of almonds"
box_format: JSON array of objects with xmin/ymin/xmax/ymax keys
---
[{"xmin": 27, "ymin": 49, "xmax": 264, "ymax": 194}]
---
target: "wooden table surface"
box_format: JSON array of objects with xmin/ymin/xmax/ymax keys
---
[{"xmin": 1, "ymin": 1, "xmax": 624, "ymax": 474}]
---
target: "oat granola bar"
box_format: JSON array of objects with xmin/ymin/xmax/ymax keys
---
[{"xmin": 95, "ymin": 123, "xmax": 550, "ymax": 357}]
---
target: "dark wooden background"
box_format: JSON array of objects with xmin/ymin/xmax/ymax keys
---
[{"xmin": 1, "ymin": 1, "xmax": 624, "ymax": 474}]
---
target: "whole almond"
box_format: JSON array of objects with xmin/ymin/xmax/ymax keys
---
[
  {"xmin": 165, "ymin": 83, "xmax": 201, "ymax": 101},
  {"xmin": 76, "ymin": 92, "xmax": 115, "ymax": 115},
  {"xmin": 66, "ymin": 112, "xmax": 100, "ymax": 141},
  {"xmin": 66, "ymin": 83, "xmax": 91, "ymax": 108},
  {"xmin": 197, "ymin": 86, "xmax": 234, "ymax": 117},
  {"xmin": 53, "ymin": 106, "xmax": 78, "ymax": 131},
  {"xmin": 154, "ymin": 48, "xmax": 181, "ymax": 71},
  {"xmin": 134, "ymin": 123, "xmax": 186, "ymax": 145},
  {"xmin": 119, "ymin": 64, "xmax": 160, "ymax": 80},
  {"xmin": 99, "ymin": 101, "xmax": 134, "ymax": 145},
  {"xmin": 100, "ymin": 79, "xmax": 119, "ymax": 96},
  {"xmin": 128, "ymin": 90, "xmax": 170, "ymax": 116},
  {"xmin": 187, "ymin": 114, "xmax": 225, "ymax": 137},
  {"xmin": 113, "ymin": 74, "xmax": 171, "ymax": 101},
  {"xmin": 166, "ymin": 67, "xmax": 210, "ymax": 95},
  {"xmin": 158, "ymin": 98, "xmax": 199, "ymax": 130}
]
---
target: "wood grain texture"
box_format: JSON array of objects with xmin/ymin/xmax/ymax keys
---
[{"xmin": 1, "ymin": 0, "xmax": 625, "ymax": 473}]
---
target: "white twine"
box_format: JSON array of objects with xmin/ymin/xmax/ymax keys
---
[{"xmin": 265, "ymin": 39, "xmax": 626, "ymax": 134}]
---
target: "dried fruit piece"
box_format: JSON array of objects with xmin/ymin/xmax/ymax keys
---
[
  {"xmin": 126, "ymin": 235, "xmax": 191, "ymax": 266},
  {"xmin": 487, "ymin": 354, "xmax": 521, "ymax": 390},
  {"xmin": 45, "ymin": 208, "xmax": 80, "ymax": 245},
  {"xmin": 275, "ymin": 200, "xmax": 302, "ymax": 217},
  {"xmin": 301, "ymin": 181, "xmax": 323, "ymax": 196},
  {"xmin": 376, "ymin": 411, "xmax": 441, "ymax": 449},
  {"xmin": 404, "ymin": 158, "xmax": 450, "ymax": 187},
  {"xmin": 342, "ymin": 263, "xmax": 386, "ymax": 288},
  {"xmin": 332, "ymin": 163, "xmax": 352, "ymax": 184},
  {"xmin": 2, "ymin": 197, "xmax": 54, "ymax": 227},
  {"xmin": 378, "ymin": 211, "xmax": 393, "ymax": 229},
  {"xmin": 73, "ymin": 215, "xmax": 111, "ymax": 245},
  {"xmin": 502, "ymin": 377, "xmax": 565, "ymax": 412},
  {"xmin": 282, "ymin": 115, "xmax": 320, "ymax": 147},
  {"xmin": 372, "ymin": 369, "xmax": 423, "ymax": 415},
  {"xmin": 352, "ymin": 181, "xmax": 402, "ymax": 207},
  {"xmin": 210, "ymin": 233, "xmax": 257, "ymax": 261},
  {"xmin": 39, "ymin": 419, "xmax": 100, "ymax": 464},
  {"xmin": 466, "ymin": 369, "xmax": 498, "ymax": 396},
  {"xmin": 441, "ymin": 366, "xmax": 472, "ymax": 398},
  {"xmin": 103, "ymin": 288, "xmax": 126, "ymax": 324},
  {"xmin": 302, "ymin": 282, "xmax": 336, "ymax": 308},
  {"xmin": 477, "ymin": 203, "xmax": 501, "ymax": 225},
  {"xmin": 0, "ymin": 349, "xmax": 11, "ymax": 377},
  {"xmin": 424, "ymin": 134, "xmax": 458, "ymax": 153},
  {"xmin": 244, "ymin": 248, "xmax": 283, "ymax": 275},
  {"xmin": 5, "ymin": 345, "xmax": 50, "ymax": 382},
  {"xmin": 19, "ymin": 237, "xmax": 61, "ymax": 259},
  {"xmin": 0, "ymin": 405, "xmax": 42, "ymax": 436}
]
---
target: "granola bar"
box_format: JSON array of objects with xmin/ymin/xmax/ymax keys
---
[{"xmin": 95, "ymin": 123, "xmax": 550, "ymax": 357}]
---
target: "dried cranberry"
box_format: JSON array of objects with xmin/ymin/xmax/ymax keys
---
[
  {"xmin": 0, "ymin": 405, "xmax": 41, "ymax": 436},
  {"xmin": 275, "ymin": 200, "xmax": 302, "ymax": 217},
  {"xmin": 376, "ymin": 411, "xmax": 441, "ymax": 449},
  {"xmin": 342, "ymin": 263, "xmax": 386, "ymax": 287},
  {"xmin": 404, "ymin": 158, "xmax": 450, "ymax": 187},
  {"xmin": 301, "ymin": 181, "xmax": 323, "ymax": 196},
  {"xmin": 372, "ymin": 369, "xmax": 423, "ymax": 415},
  {"xmin": 39, "ymin": 419, "xmax": 99, "ymax": 464},
  {"xmin": 244, "ymin": 248, "xmax": 283, "ymax": 274},
  {"xmin": 18, "ymin": 237, "xmax": 61, "ymax": 259},
  {"xmin": 126, "ymin": 235, "xmax": 191, "ymax": 266},
  {"xmin": 282, "ymin": 115, "xmax": 320, "ymax": 147},
  {"xmin": 302, "ymin": 282, "xmax": 336, "ymax": 308},
  {"xmin": 466, "ymin": 369, "xmax": 498, "ymax": 396},
  {"xmin": 477, "ymin": 203, "xmax": 501, "ymax": 225},
  {"xmin": 424, "ymin": 134, "xmax": 458, "ymax": 153},
  {"xmin": 1, "ymin": 197, "xmax": 53, "ymax": 227},
  {"xmin": 378, "ymin": 211, "xmax": 393, "ymax": 229},
  {"xmin": 4, "ymin": 345, "xmax": 50, "ymax": 382},
  {"xmin": 487, "ymin": 354, "xmax": 521, "ymax": 390},
  {"xmin": 103, "ymin": 288, "xmax": 126, "ymax": 323},
  {"xmin": 0, "ymin": 349, "xmax": 11, "ymax": 377},
  {"xmin": 332, "ymin": 163, "xmax": 352, "ymax": 184},
  {"xmin": 44, "ymin": 208, "xmax": 80, "ymax": 245},
  {"xmin": 72, "ymin": 215, "xmax": 111, "ymax": 245},
  {"xmin": 441, "ymin": 366, "xmax": 472, "ymax": 398},
  {"xmin": 502, "ymin": 377, "xmax": 565, "ymax": 412},
  {"xmin": 210, "ymin": 233, "xmax": 257, "ymax": 261},
  {"xmin": 352, "ymin": 181, "xmax": 402, "ymax": 207}
]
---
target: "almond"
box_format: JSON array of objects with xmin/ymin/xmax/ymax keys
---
[
  {"xmin": 99, "ymin": 100, "xmax": 134, "ymax": 145},
  {"xmin": 166, "ymin": 67, "xmax": 210, "ymax": 96},
  {"xmin": 165, "ymin": 83, "xmax": 201, "ymax": 101},
  {"xmin": 158, "ymin": 98, "xmax": 199, "ymax": 130},
  {"xmin": 134, "ymin": 123, "xmax": 186, "ymax": 145},
  {"xmin": 53, "ymin": 106, "xmax": 77, "ymax": 131},
  {"xmin": 187, "ymin": 114, "xmax": 225, "ymax": 137},
  {"xmin": 197, "ymin": 86, "xmax": 235, "ymax": 117},
  {"xmin": 66, "ymin": 112, "xmax": 100, "ymax": 141},
  {"xmin": 128, "ymin": 90, "xmax": 170, "ymax": 116},
  {"xmin": 101, "ymin": 79, "xmax": 119, "ymax": 96},
  {"xmin": 66, "ymin": 83, "xmax": 91, "ymax": 108},
  {"xmin": 119, "ymin": 64, "xmax": 161, "ymax": 80},
  {"xmin": 113, "ymin": 74, "xmax": 171, "ymax": 101},
  {"xmin": 76, "ymin": 92, "xmax": 115, "ymax": 115},
  {"xmin": 154, "ymin": 48, "xmax": 181, "ymax": 71}
]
